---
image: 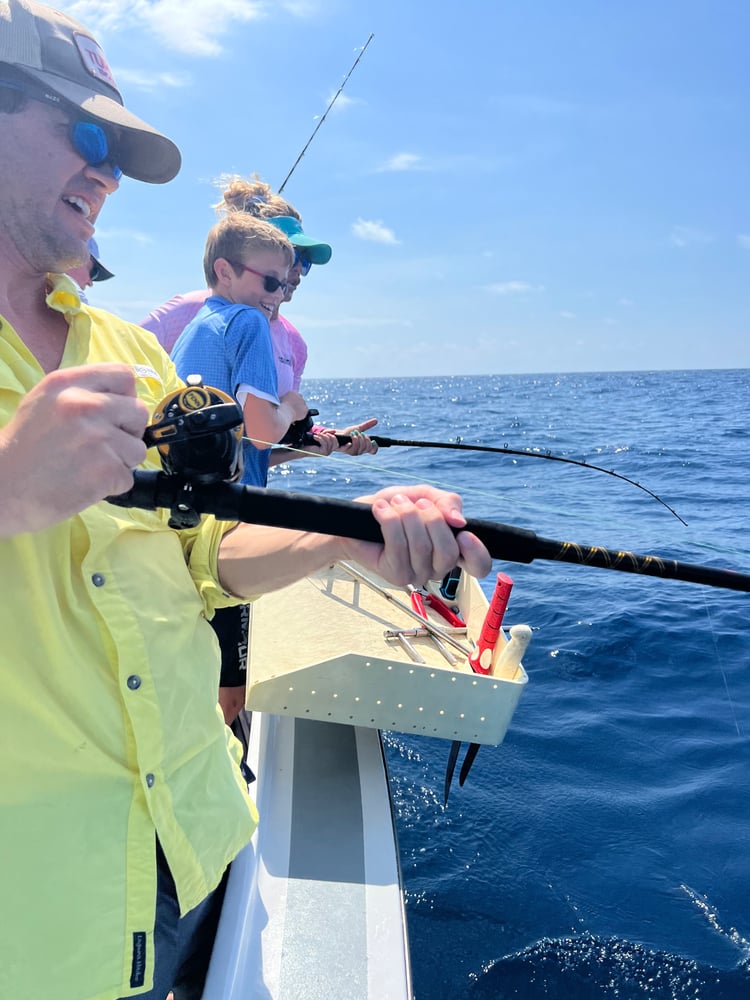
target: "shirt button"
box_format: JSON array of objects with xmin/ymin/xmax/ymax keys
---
[
  {"xmin": 145, "ymin": 773, "xmax": 155, "ymax": 788},
  {"xmin": 91, "ymin": 573, "xmax": 106, "ymax": 587},
  {"xmin": 127, "ymin": 675, "xmax": 142, "ymax": 690}
]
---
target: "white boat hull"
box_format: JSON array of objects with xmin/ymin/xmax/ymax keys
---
[{"xmin": 203, "ymin": 712, "xmax": 412, "ymax": 999}]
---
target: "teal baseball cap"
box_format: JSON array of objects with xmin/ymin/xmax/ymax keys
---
[{"xmin": 268, "ymin": 216, "xmax": 332, "ymax": 265}]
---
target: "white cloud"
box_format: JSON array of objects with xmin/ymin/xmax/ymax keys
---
[
  {"xmin": 324, "ymin": 92, "xmax": 357, "ymax": 114},
  {"xmin": 485, "ymin": 280, "xmax": 543, "ymax": 296},
  {"xmin": 352, "ymin": 219, "xmax": 400, "ymax": 245},
  {"xmin": 559, "ymin": 310, "xmax": 576, "ymax": 320},
  {"xmin": 669, "ymin": 226, "xmax": 714, "ymax": 248},
  {"xmin": 56, "ymin": 1, "xmax": 128, "ymax": 32},
  {"xmin": 60, "ymin": 1, "xmax": 270, "ymax": 56},
  {"xmin": 280, "ymin": 1, "xmax": 320, "ymax": 15},
  {"xmin": 375, "ymin": 151, "xmax": 512, "ymax": 176},
  {"xmin": 114, "ymin": 68, "xmax": 191, "ymax": 90},
  {"xmin": 378, "ymin": 152, "xmax": 422, "ymax": 172},
  {"xmin": 618, "ymin": 297, "xmax": 634, "ymax": 307},
  {"xmin": 737, "ymin": 234, "xmax": 750, "ymax": 250}
]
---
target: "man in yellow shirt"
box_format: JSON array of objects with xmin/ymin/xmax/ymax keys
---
[{"xmin": 0, "ymin": 3, "xmax": 491, "ymax": 999}]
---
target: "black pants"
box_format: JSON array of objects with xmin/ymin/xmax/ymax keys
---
[{"xmin": 117, "ymin": 842, "xmax": 228, "ymax": 1000}]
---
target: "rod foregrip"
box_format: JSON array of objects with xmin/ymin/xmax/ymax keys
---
[{"xmin": 333, "ymin": 434, "xmax": 391, "ymax": 448}]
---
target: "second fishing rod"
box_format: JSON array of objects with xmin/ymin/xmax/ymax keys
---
[{"xmin": 276, "ymin": 409, "xmax": 687, "ymax": 524}]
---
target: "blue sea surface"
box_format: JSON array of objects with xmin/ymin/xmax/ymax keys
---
[{"xmin": 268, "ymin": 369, "xmax": 750, "ymax": 999}]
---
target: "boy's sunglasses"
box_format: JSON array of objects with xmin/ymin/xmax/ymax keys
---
[
  {"xmin": 230, "ymin": 262, "xmax": 288, "ymax": 294},
  {"xmin": 293, "ymin": 249, "xmax": 312, "ymax": 276},
  {"xmin": 0, "ymin": 79, "xmax": 122, "ymax": 181}
]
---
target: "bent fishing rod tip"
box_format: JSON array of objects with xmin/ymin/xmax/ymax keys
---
[{"xmin": 329, "ymin": 432, "xmax": 687, "ymax": 525}]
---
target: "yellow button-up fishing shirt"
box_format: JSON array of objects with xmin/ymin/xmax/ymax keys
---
[{"xmin": 0, "ymin": 277, "xmax": 259, "ymax": 1000}]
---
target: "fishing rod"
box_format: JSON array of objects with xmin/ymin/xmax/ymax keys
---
[
  {"xmin": 281, "ymin": 415, "xmax": 686, "ymax": 525},
  {"xmin": 107, "ymin": 472, "xmax": 750, "ymax": 593},
  {"xmin": 278, "ymin": 33, "xmax": 375, "ymax": 194},
  {"xmin": 124, "ymin": 382, "xmax": 743, "ymax": 592}
]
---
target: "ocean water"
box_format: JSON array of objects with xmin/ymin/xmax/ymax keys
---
[{"xmin": 268, "ymin": 369, "xmax": 750, "ymax": 1000}]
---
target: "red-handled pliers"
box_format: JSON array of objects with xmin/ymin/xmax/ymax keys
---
[
  {"xmin": 423, "ymin": 590, "xmax": 464, "ymax": 627},
  {"xmin": 408, "ymin": 586, "xmax": 464, "ymax": 627},
  {"xmin": 407, "ymin": 585, "xmax": 428, "ymax": 620}
]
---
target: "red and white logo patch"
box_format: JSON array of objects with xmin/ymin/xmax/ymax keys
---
[{"xmin": 74, "ymin": 33, "xmax": 118, "ymax": 90}]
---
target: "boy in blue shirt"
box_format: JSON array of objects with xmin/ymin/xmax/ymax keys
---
[
  {"xmin": 172, "ymin": 213, "xmax": 324, "ymax": 724},
  {"xmin": 172, "ymin": 214, "xmax": 310, "ymax": 488}
]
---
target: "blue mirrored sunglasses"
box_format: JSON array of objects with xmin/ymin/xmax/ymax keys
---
[
  {"xmin": 293, "ymin": 248, "xmax": 313, "ymax": 276},
  {"xmin": 70, "ymin": 121, "xmax": 123, "ymax": 181},
  {"xmin": 0, "ymin": 80, "xmax": 122, "ymax": 181}
]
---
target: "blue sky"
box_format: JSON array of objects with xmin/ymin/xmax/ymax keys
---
[{"xmin": 61, "ymin": 0, "xmax": 749, "ymax": 377}]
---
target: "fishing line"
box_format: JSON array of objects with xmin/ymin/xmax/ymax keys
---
[
  {"xmin": 278, "ymin": 33, "xmax": 375, "ymax": 193},
  {"xmin": 700, "ymin": 590, "xmax": 742, "ymax": 737}
]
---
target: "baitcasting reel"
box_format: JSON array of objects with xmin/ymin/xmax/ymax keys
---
[{"xmin": 144, "ymin": 375, "xmax": 244, "ymax": 486}]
